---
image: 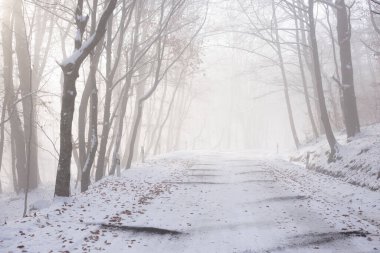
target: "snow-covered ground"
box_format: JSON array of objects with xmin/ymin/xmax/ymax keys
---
[
  {"xmin": 0, "ymin": 151, "xmax": 379, "ymax": 252},
  {"xmin": 291, "ymin": 124, "xmax": 380, "ymax": 191}
]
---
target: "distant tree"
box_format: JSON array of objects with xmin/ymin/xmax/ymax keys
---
[
  {"xmin": 125, "ymin": 0, "xmax": 208, "ymax": 169},
  {"xmin": 368, "ymin": 0, "xmax": 380, "ymax": 35},
  {"xmin": 14, "ymin": 0, "xmax": 40, "ymax": 190},
  {"xmin": 1, "ymin": 0, "xmax": 27, "ymax": 192}
]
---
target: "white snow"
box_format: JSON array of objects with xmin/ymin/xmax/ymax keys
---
[
  {"xmin": 75, "ymin": 30, "xmax": 82, "ymax": 43},
  {"xmin": 291, "ymin": 124, "xmax": 380, "ymax": 191},
  {"xmin": 1, "ymin": 151, "xmax": 379, "ymax": 252},
  {"xmin": 60, "ymin": 34, "xmax": 96, "ymax": 67}
]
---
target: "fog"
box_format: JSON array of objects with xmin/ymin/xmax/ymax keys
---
[
  {"xmin": 0, "ymin": 1, "xmax": 380, "ymax": 251},
  {"xmin": 0, "ymin": 0, "xmax": 378, "ymax": 190}
]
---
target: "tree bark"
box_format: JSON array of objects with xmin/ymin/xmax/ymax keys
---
[
  {"xmin": 55, "ymin": 0, "xmax": 117, "ymax": 197},
  {"xmin": 81, "ymin": 88, "xmax": 98, "ymax": 192},
  {"xmin": 335, "ymin": 0, "xmax": 360, "ymax": 138},
  {"xmin": 293, "ymin": 0, "xmax": 319, "ymax": 139},
  {"xmin": 2, "ymin": 1, "xmax": 27, "ymax": 192},
  {"xmin": 110, "ymin": 0, "xmax": 143, "ymax": 174},
  {"xmin": 125, "ymin": 103, "xmax": 143, "ymax": 169},
  {"xmin": 78, "ymin": 0, "xmax": 100, "ymax": 171},
  {"xmin": 96, "ymin": 0, "xmax": 136, "ymax": 180},
  {"xmin": 308, "ymin": 0, "xmax": 338, "ymax": 160},
  {"xmin": 299, "ymin": 3, "xmax": 325, "ymax": 134},
  {"xmin": 326, "ymin": 6, "xmax": 344, "ymax": 130},
  {"xmin": 14, "ymin": 0, "xmax": 39, "ymax": 191}
]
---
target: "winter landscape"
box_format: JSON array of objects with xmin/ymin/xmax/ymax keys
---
[{"xmin": 0, "ymin": 0, "xmax": 380, "ymax": 252}]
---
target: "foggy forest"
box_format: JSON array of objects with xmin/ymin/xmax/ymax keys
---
[{"xmin": 0, "ymin": 0, "xmax": 379, "ymax": 252}]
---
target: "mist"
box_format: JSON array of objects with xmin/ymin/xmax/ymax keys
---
[{"xmin": 0, "ymin": 0, "xmax": 379, "ymax": 252}]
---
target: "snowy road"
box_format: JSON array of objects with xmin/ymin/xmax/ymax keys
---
[
  {"xmin": 109, "ymin": 152, "xmax": 380, "ymax": 253},
  {"xmin": 1, "ymin": 152, "xmax": 379, "ymax": 252}
]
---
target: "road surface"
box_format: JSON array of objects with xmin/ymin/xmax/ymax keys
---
[
  {"xmin": 1, "ymin": 151, "xmax": 379, "ymax": 252},
  {"xmin": 106, "ymin": 152, "xmax": 380, "ymax": 253}
]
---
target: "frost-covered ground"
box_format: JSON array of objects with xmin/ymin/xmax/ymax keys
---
[
  {"xmin": 291, "ymin": 124, "xmax": 380, "ymax": 191},
  {"xmin": 0, "ymin": 151, "xmax": 379, "ymax": 252}
]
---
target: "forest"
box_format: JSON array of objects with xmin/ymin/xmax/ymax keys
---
[{"xmin": 0, "ymin": 0, "xmax": 379, "ymax": 252}]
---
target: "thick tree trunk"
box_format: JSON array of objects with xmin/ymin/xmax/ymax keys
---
[
  {"xmin": 55, "ymin": 74, "xmax": 77, "ymax": 196},
  {"xmin": 54, "ymin": 0, "xmax": 117, "ymax": 196},
  {"xmin": 308, "ymin": 0, "xmax": 338, "ymax": 159},
  {"xmin": 335, "ymin": 0, "xmax": 360, "ymax": 138}
]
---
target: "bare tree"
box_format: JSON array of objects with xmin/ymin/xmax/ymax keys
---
[
  {"xmin": 335, "ymin": 0, "xmax": 360, "ymax": 138},
  {"xmin": 291, "ymin": 0, "xmax": 319, "ymax": 138},
  {"xmin": 125, "ymin": 0, "xmax": 208, "ymax": 168},
  {"xmin": 2, "ymin": 0, "xmax": 27, "ymax": 192},
  {"xmin": 271, "ymin": 0, "xmax": 300, "ymax": 148},
  {"xmin": 14, "ymin": 0, "xmax": 40, "ymax": 190},
  {"xmin": 55, "ymin": 0, "xmax": 117, "ymax": 197},
  {"xmin": 95, "ymin": 0, "xmax": 136, "ymax": 181},
  {"xmin": 308, "ymin": 0, "xmax": 338, "ymax": 160}
]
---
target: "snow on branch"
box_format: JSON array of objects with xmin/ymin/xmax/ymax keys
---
[{"xmin": 59, "ymin": 0, "xmax": 117, "ymax": 75}]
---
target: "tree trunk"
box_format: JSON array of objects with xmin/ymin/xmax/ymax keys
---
[
  {"xmin": 326, "ymin": 6, "xmax": 344, "ymax": 130},
  {"xmin": 96, "ymin": 0, "xmax": 135, "ymax": 180},
  {"xmin": 125, "ymin": 103, "xmax": 143, "ymax": 169},
  {"xmin": 293, "ymin": 0, "xmax": 318, "ymax": 138},
  {"xmin": 308, "ymin": 0, "xmax": 338, "ymax": 160},
  {"xmin": 124, "ymin": 81, "xmax": 146, "ymax": 164},
  {"xmin": 78, "ymin": 0, "xmax": 101, "ymax": 170},
  {"xmin": 11, "ymin": 135, "xmax": 18, "ymax": 191},
  {"xmin": 54, "ymin": 0, "xmax": 117, "ymax": 196},
  {"xmin": 335, "ymin": 0, "xmax": 360, "ymax": 138},
  {"xmin": 272, "ymin": 1, "xmax": 300, "ymax": 149},
  {"xmin": 0, "ymin": 98, "xmax": 6, "ymax": 193},
  {"xmin": 81, "ymin": 88, "xmax": 98, "ymax": 192},
  {"xmin": 299, "ymin": 3, "xmax": 325, "ymax": 134},
  {"xmin": 95, "ymin": 16, "xmax": 114, "ymax": 181},
  {"xmin": 55, "ymin": 73, "xmax": 77, "ymax": 196},
  {"xmin": 14, "ymin": 0, "xmax": 39, "ymax": 190},
  {"xmin": 2, "ymin": 1, "xmax": 27, "ymax": 192},
  {"xmin": 110, "ymin": 1, "xmax": 142, "ymax": 174}
]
